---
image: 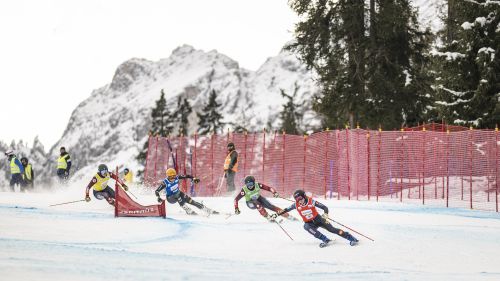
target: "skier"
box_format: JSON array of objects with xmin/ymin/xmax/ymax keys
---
[
  {"xmin": 233, "ymin": 175, "xmax": 296, "ymax": 222},
  {"xmin": 155, "ymin": 168, "xmax": 218, "ymax": 215},
  {"xmin": 271, "ymin": 189, "xmax": 359, "ymax": 247},
  {"xmin": 4, "ymin": 150, "xmax": 24, "ymax": 191},
  {"xmin": 84, "ymin": 164, "xmax": 128, "ymax": 206},
  {"xmin": 20, "ymin": 157, "xmax": 34, "ymax": 190}
]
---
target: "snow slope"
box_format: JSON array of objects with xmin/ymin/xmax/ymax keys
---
[{"xmin": 1, "ymin": 184, "xmax": 499, "ymax": 281}]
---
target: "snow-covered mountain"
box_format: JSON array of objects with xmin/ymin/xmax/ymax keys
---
[{"xmin": 35, "ymin": 46, "xmax": 320, "ymax": 184}]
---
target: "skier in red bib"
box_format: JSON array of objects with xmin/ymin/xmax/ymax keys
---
[{"xmin": 272, "ymin": 189, "xmax": 359, "ymax": 247}]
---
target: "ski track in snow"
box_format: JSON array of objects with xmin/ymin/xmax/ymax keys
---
[{"xmin": 1, "ymin": 190, "xmax": 500, "ymax": 281}]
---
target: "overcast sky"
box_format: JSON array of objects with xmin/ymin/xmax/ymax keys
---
[{"xmin": 0, "ymin": 0, "xmax": 298, "ymax": 149}]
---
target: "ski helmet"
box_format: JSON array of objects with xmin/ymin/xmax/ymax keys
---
[
  {"xmin": 124, "ymin": 168, "xmax": 129, "ymax": 173},
  {"xmin": 21, "ymin": 157, "xmax": 28, "ymax": 163},
  {"xmin": 227, "ymin": 142, "xmax": 235, "ymax": 149},
  {"xmin": 166, "ymin": 168, "xmax": 177, "ymax": 177},
  {"xmin": 98, "ymin": 164, "xmax": 108, "ymax": 175},
  {"xmin": 244, "ymin": 175, "xmax": 255, "ymax": 188},
  {"xmin": 5, "ymin": 149, "xmax": 14, "ymax": 157},
  {"xmin": 293, "ymin": 189, "xmax": 307, "ymax": 202}
]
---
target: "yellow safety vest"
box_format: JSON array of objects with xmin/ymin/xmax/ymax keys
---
[
  {"xmin": 10, "ymin": 157, "xmax": 20, "ymax": 174},
  {"xmin": 57, "ymin": 155, "xmax": 68, "ymax": 170},
  {"xmin": 25, "ymin": 164, "xmax": 33, "ymax": 180},
  {"xmin": 92, "ymin": 173, "xmax": 110, "ymax": 191},
  {"xmin": 224, "ymin": 151, "xmax": 238, "ymax": 172},
  {"xmin": 124, "ymin": 171, "xmax": 133, "ymax": 184}
]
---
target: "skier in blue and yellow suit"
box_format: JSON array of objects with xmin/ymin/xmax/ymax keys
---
[
  {"xmin": 5, "ymin": 150, "xmax": 24, "ymax": 191},
  {"xmin": 155, "ymin": 168, "xmax": 218, "ymax": 215},
  {"xmin": 84, "ymin": 164, "xmax": 128, "ymax": 206}
]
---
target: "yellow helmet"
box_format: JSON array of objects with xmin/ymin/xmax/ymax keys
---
[{"xmin": 166, "ymin": 168, "xmax": 177, "ymax": 177}]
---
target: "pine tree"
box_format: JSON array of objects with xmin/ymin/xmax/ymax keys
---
[
  {"xmin": 287, "ymin": 0, "xmax": 433, "ymax": 129},
  {"xmin": 196, "ymin": 89, "xmax": 224, "ymax": 135},
  {"xmin": 136, "ymin": 89, "xmax": 174, "ymax": 177},
  {"xmin": 430, "ymin": 1, "xmax": 500, "ymax": 127},
  {"xmin": 286, "ymin": 0, "xmax": 367, "ymax": 128},
  {"xmin": 173, "ymin": 96, "xmax": 193, "ymax": 136},
  {"xmin": 279, "ymin": 85, "xmax": 302, "ymax": 134},
  {"xmin": 365, "ymin": 0, "xmax": 433, "ymax": 129}
]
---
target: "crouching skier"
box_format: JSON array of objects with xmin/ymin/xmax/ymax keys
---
[
  {"xmin": 155, "ymin": 168, "xmax": 218, "ymax": 216},
  {"xmin": 271, "ymin": 189, "xmax": 359, "ymax": 248},
  {"xmin": 234, "ymin": 175, "xmax": 297, "ymax": 222},
  {"xmin": 85, "ymin": 164, "xmax": 128, "ymax": 206}
]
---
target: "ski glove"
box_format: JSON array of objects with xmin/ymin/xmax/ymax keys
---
[
  {"xmin": 122, "ymin": 184, "xmax": 128, "ymax": 191},
  {"xmin": 85, "ymin": 195, "xmax": 91, "ymax": 202},
  {"xmin": 322, "ymin": 213, "xmax": 329, "ymax": 220},
  {"xmin": 270, "ymin": 213, "xmax": 278, "ymax": 219},
  {"xmin": 193, "ymin": 178, "xmax": 200, "ymax": 184},
  {"xmin": 235, "ymin": 207, "xmax": 240, "ymax": 215},
  {"xmin": 157, "ymin": 197, "xmax": 164, "ymax": 203},
  {"xmin": 273, "ymin": 192, "xmax": 279, "ymax": 198}
]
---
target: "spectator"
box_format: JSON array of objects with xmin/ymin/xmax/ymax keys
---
[
  {"xmin": 21, "ymin": 157, "xmax": 34, "ymax": 190},
  {"xmin": 56, "ymin": 146, "xmax": 71, "ymax": 183},
  {"xmin": 224, "ymin": 142, "xmax": 238, "ymax": 192},
  {"xmin": 4, "ymin": 150, "xmax": 24, "ymax": 191}
]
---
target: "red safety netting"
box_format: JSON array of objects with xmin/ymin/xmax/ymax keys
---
[{"xmin": 143, "ymin": 128, "xmax": 500, "ymax": 212}]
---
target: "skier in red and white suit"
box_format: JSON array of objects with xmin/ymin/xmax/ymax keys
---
[{"xmin": 272, "ymin": 189, "xmax": 359, "ymax": 247}]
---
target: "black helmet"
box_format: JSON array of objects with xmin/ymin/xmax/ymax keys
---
[
  {"xmin": 227, "ymin": 142, "xmax": 235, "ymax": 149},
  {"xmin": 244, "ymin": 175, "xmax": 255, "ymax": 188},
  {"xmin": 98, "ymin": 164, "xmax": 109, "ymax": 175},
  {"xmin": 124, "ymin": 168, "xmax": 129, "ymax": 173},
  {"xmin": 293, "ymin": 189, "xmax": 307, "ymax": 202},
  {"xmin": 21, "ymin": 157, "xmax": 28, "ymax": 163}
]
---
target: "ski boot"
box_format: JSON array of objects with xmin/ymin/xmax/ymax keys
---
[
  {"xmin": 181, "ymin": 205, "xmax": 197, "ymax": 215},
  {"xmin": 201, "ymin": 205, "xmax": 219, "ymax": 216},
  {"xmin": 319, "ymin": 238, "xmax": 332, "ymax": 248},
  {"xmin": 346, "ymin": 233, "xmax": 359, "ymax": 246}
]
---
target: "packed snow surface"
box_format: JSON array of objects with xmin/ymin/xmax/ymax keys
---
[{"xmin": 1, "ymin": 184, "xmax": 499, "ymax": 281}]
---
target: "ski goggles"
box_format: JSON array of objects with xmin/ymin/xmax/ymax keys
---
[{"xmin": 245, "ymin": 181, "xmax": 254, "ymax": 188}]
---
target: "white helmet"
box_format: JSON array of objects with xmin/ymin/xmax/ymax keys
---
[{"xmin": 5, "ymin": 149, "xmax": 14, "ymax": 156}]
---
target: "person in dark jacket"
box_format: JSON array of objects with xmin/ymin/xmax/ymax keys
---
[
  {"xmin": 155, "ymin": 168, "xmax": 218, "ymax": 216},
  {"xmin": 56, "ymin": 146, "xmax": 71, "ymax": 183},
  {"xmin": 233, "ymin": 175, "xmax": 297, "ymax": 222},
  {"xmin": 20, "ymin": 157, "xmax": 34, "ymax": 190},
  {"xmin": 272, "ymin": 189, "xmax": 359, "ymax": 248},
  {"xmin": 5, "ymin": 150, "xmax": 24, "ymax": 191},
  {"xmin": 224, "ymin": 142, "xmax": 238, "ymax": 192}
]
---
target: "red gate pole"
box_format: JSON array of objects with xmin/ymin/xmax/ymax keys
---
[
  {"xmin": 262, "ymin": 128, "xmax": 266, "ymax": 182},
  {"xmin": 144, "ymin": 132, "xmax": 152, "ymax": 184},
  {"xmin": 194, "ymin": 132, "xmax": 197, "ymax": 182},
  {"xmin": 282, "ymin": 131, "xmax": 286, "ymax": 195},
  {"xmin": 496, "ymin": 126, "xmax": 499, "ymax": 212},
  {"xmin": 211, "ymin": 132, "xmax": 214, "ymax": 195},
  {"xmin": 154, "ymin": 135, "xmax": 159, "ymax": 179},
  {"xmin": 346, "ymin": 125, "xmax": 351, "ymax": 200},
  {"xmin": 324, "ymin": 130, "xmax": 330, "ymax": 199},
  {"xmin": 469, "ymin": 127, "xmax": 473, "ymax": 209},
  {"xmin": 422, "ymin": 127, "xmax": 426, "ymax": 205},
  {"xmin": 243, "ymin": 130, "xmax": 247, "ymax": 180},
  {"xmin": 303, "ymin": 134, "xmax": 307, "ymax": 189},
  {"xmin": 446, "ymin": 128, "xmax": 450, "ymax": 208},
  {"xmin": 400, "ymin": 128, "xmax": 404, "ymax": 202},
  {"xmin": 336, "ymin": 129, "xmax": 341, "ymax": 200},
  {"xmin": 377, "ymin": 127, "xmax": 381, "ymax": 202},
  {"xmin": 355, "ymin": 126, "xmax": 359, "ymax": 200},
  {"xmin": 367, "ymin": 130, "xmax": 371, "ymax": 201}
]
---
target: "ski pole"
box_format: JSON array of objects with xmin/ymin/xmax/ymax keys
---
[
  {"xmin": 49, "ymin": 199, "xmax": 86, "ymax": 207},
  {"xmin": 225, "ymin": 213, "xmax": 233, "ymax": 220},
  {"xmin": 327, "ymin": 218, "xmax": 374, "ymax": 242},
  {"xmin": 274, "ymin": 221, "xmax": 294, "ymax": 241},
  {"xmin": 278, "ymin": 196, "xmax": 294, "ymax": 202},
  {"xmin": 119, "ymin": 184, "xmax": 138, "ymax": 199}
]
